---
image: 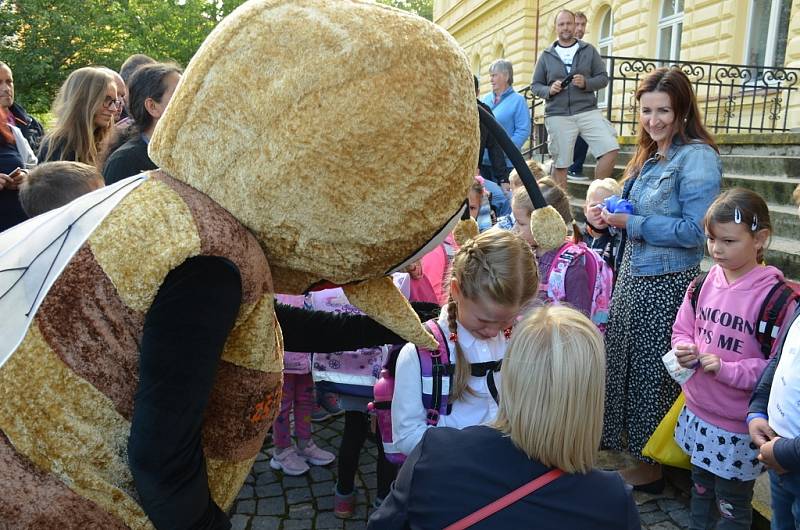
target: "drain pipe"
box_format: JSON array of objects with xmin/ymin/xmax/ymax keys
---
[{"xmin": 534, "ymin": 0, "xmax": 540, "ymax": 60}]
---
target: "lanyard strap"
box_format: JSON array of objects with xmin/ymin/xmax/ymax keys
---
[{"xmin": 444, "ymin": 469, "xmax": 565, "ymax": 530}]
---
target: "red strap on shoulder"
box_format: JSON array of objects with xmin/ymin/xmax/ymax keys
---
[{"xmin": 443, "ymin": 469, "xmax": 565, "ymax": 530}]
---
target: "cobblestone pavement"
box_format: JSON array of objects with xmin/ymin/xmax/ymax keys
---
[{"xmin": 230, "ymin": 415, "xmax": 692, "ymax": 529}]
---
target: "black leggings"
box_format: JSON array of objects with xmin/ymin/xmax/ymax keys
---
[{"xmin": 336, "ymin": 411, "xmax": 396, "ymax": 499}]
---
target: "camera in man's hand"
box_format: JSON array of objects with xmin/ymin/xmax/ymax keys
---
[{"xmin": 560, "ymin": 74, "xmax": 574, "ymax": 88}]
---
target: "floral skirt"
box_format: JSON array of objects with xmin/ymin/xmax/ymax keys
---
[
  {"xmin": 601, "ymin": 246, "xmax": 698, "ymax": 462},
  {"xmin": 674, "ymin": 406, "xmax": 762, "ymax": 481}
]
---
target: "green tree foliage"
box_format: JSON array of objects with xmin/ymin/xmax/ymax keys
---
[
  {"xmin": 0, "ymin": 0, "xmax": 247, "ymax": 113},
  {"xmin": 377, "ymin": 0, "xmax": 432, "ymax": 21}
]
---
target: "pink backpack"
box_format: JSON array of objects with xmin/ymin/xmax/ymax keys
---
[
  {"xmin": 369, "ymin": 320, "xmax": 453, "ymax": 465},
  {"xmin": 542, "ymin": 241, "xmax": 612, "ymax": 334}
]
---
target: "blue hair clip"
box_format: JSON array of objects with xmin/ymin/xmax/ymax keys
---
[
  {"xmin": 734, "ymin": 207, "xmax": 742, "ymax": 224},
  {"xmin": 751, "ymin": 214, "xmax": 758, "ymax": 231}
]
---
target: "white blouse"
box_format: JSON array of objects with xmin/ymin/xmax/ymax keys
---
[{"xmin": 391, "ymin": 308, "xmax": 507, "ymax": 456}]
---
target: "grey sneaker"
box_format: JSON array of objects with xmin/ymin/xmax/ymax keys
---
[
  {"xmin": 269, "ymin": 446, "xmax": 310, "ymax": 476},
  {"xmin": 319, "ymin": 392, "xmax": 344, "ymax": 416},
  {"xmin": 311, "ymin": 403, "xmax": 333, "ymax": 423},
  {"xmin": 297, "ymin": 440, "xmax": 335, "ymax": 466}
]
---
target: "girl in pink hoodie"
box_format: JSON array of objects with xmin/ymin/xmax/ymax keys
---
[{"xmin": 672, "ymin": 188, "xmax": 792, "ymax": 529}]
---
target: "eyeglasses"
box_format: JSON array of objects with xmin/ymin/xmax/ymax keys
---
[{"xmin": 102, "ymin": 96, "xmax": 122, "ymax": 110}]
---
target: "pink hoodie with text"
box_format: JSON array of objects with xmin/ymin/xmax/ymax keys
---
[{"xmin": 672, "ymin": 264, "xmax": 789, "ymax": 433}]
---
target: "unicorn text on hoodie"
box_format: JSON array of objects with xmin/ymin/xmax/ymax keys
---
[{"xmin": 672, "ymin": 264, "xmax": 793, "ymax": 433}]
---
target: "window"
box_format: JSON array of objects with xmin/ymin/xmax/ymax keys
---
[
  {"xmin": 494, "ymin": 43, "xmax": 505, "ymax": 60},
  {"xmin": 657, "ymin": 0, "xmax": 684, "ymax": 62},
  {"xmin": 745, "ymin": 0, "xmax": 791, "ymax": 73},
  {"xmin": 597, "ymin": 9, "xmax": 613, "ymax": 108}
]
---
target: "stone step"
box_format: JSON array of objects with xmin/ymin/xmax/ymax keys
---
[
  {"xmin": 723, "ymin": 174, "xmax": 800, "ymax": 206},
  {"xmin": 766, "ymin": 235, "xmax": 800, "ymax": 280},
  {"xmin": 766, "ymin": 203, "xmax": 800, "ymax": 239},
  {"xmin": 584, "ymin": 151, "xmax": 800, "ymax": 178},
  {"xmin": 720, "ymin": 155, "xmax": 800, "ymax": 178},
  {"xmin": 573, "ymin": 169, "xmax": 800, "ymax": 207}
]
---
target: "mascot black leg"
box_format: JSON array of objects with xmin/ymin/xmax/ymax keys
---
[{"xmin": 128, "ymin": 256, "xmax": 242, "ymax": 530}]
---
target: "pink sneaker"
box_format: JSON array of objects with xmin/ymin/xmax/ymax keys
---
[
  {"xmin": 334, "ymin": 484, "xmax": 356, "ymax": 519},
  {"xmin": 269, "ymin": 446, "xmax": 309, "ymax": 476},
  {"xmin": 297, "ymin": 440, "xmax": 335, "ymax": 466}
]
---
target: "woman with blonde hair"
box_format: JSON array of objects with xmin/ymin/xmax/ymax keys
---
[
  {"xmin": 369, "ymin": 306, "xmax": 639, "ymax": 529},
  {"xmin": 38, "ymin": 67, "xmax": 119, "ymax": 167}
]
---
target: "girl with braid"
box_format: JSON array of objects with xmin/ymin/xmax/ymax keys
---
[{"xmin": 391, "ymin": 230, "xmax": 538, "ymax": 457}]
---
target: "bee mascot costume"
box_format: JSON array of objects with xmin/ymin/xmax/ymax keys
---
[{"xmin": 0, "ymin": 0, "xmax": 562, "ymax": 528}]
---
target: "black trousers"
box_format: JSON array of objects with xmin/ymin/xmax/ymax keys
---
[{"xmin": 337, "ymin": 411, "xmax": 397, "ymax": 499}]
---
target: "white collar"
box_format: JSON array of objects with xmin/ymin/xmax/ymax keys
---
[{"xmin": 436, "ymin": 306, "xmax": 480, "ymax": 350}]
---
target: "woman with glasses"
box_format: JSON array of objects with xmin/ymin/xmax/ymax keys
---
[{"xmin": 38, "ymin": 67, "xmax": 118, "ymax": 168}]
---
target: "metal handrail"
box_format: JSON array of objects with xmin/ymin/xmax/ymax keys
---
[{"xmin": 520, "ymin": 55, "xmax": 800, "ymax": 138}]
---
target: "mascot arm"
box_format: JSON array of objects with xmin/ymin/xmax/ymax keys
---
[
  {"xmin": 275, "ymin": 301, "xmax": 439, "ymax": 353},
  {"xmin": 129, "ymin": 256, "xmax": 242, "ymax": 530}
]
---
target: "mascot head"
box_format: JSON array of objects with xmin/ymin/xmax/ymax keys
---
[{"xmin": 150, "ymin": 0, "xmax": 477, "ymax": 348}]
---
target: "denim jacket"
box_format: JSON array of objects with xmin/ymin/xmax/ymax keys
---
[{"xmin": 623, "ymin": 140, "xmax": 721, "ymax": 276}]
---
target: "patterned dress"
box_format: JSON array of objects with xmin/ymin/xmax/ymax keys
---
[{"xmin": 601, "ymin": 246, "xmax": 698, "ymax": 462}]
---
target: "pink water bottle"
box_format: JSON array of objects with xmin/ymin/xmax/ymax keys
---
[{"xmin": 368, "ymin": 369, "xmax": 405, "ymax": 465}]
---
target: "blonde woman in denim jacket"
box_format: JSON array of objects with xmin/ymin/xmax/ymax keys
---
[{"xmin": 599, "ymin": 68, "xmax": 722, "ymax": 492}]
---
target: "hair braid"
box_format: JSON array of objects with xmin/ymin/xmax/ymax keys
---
[
  {"xmin": 446, "ymin": 230, "xmax": 539, "ymax": 404},
  {"xmin": 447, "ymin": 296, "xmax": 473, "ymax": 401},
  {"xmin": 465, "ymin": 243, "xmax": 497, "ymax": 286}
]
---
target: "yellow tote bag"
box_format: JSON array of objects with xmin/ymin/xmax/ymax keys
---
[{"xmin": 642, "ymin": 392, "xmax": 691, "ymax": 470}]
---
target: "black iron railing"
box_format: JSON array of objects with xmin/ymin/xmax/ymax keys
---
[
  {"xmin": 520, "ymin": 55, "xmax": 800, "ymax": 149},
  {"xmin": 604, "ymin": 56, "xmax": 800, "ymax": 135},
  {"xmin": 517, "ymin": 84, "xmax": 546, "ymax": 157}
]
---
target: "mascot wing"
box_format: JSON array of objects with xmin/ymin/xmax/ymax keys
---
[{"xmin": 0, "ymin": 176, "xmax": 147, "ymax": 367}]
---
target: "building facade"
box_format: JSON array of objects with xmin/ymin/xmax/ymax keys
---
[{"xmin": 435, "ymin": 0, "xmax": 800, "ymax": 133}]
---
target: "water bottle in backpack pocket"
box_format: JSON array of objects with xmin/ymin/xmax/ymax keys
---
[{"xmin": 369, "ymin": 320, "xmax": 453, "ymax": 465}]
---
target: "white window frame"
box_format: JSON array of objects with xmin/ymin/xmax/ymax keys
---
[
  {"xmin": 743, "ymin": 0, "xmax": 787, "ymax": 86},
  {"xmin": 597, "ymin": 10, "xmax": 614, "ymax": 109},
  {"xmin": 656, "ymin": 1, "xmax": 684, "ymax": 62}
]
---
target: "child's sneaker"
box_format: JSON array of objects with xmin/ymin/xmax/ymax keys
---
[
  {"xmin": 269, "ymin": 446, "xmax": 309, "ymax": 476},
  {"xmin": 334, "ymin": 484, "xmax": 356, "ymax": 519},
  {"xmin": 297, "ymin": 440, "xmax": 335, "ymax": 466},
  {"xmin": 311, "ymin": 403, "xmax": 333, "ymax": 423},
  {"xmin": 319, "ymin": 392, "xmax": 344, "ymax": 417}
]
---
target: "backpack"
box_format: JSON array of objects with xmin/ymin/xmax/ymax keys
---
[
  {"xmin": 543, "ymin": 241, "xmax": 614, "ymax": 334},
  {"xmin": 369, "ymin": 319, "xmax": 453, "ymax": 465},
  {"xmin": 370, "ymin": 318, "xmax": 502, "ymax": 466},
  {"xmin": 309, "ymin": 276, "xmax": 409, "ymax": 398},
  {"xmin": 689, "ymin": 272, "xmax": 800, "ymax": 358}
]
